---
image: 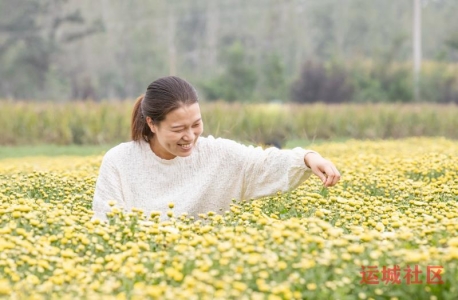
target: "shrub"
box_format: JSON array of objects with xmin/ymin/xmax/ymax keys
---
[
  {"xmin": 290, "ymin": 61, "xmax": 354, "ymax": 103},
  {"xmin": 291, "ymin": 60, "xmax": 458, "ymax": 103}
]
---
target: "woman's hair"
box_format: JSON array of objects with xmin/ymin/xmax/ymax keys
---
[{"xmin": 131, "ymin": 76, "xmax": 199, "ymax": 142}]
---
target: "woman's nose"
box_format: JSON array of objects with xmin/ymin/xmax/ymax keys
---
[{"xmin": 182, "ymin": 129, "xmax": 194, "ymax": 141}]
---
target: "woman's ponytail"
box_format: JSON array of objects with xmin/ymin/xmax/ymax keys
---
[{"xmin": 131, "ymin": 95, "xmax": 152, "ymax": 142}]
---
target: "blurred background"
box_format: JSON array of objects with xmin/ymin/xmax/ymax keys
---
[
  {"xmin": 1, "ymin": 0, "xmax": 458, "ymax": 103},
  {"xmin": 1, "ymin": 0, "xmax": 457, "ymax": 151}
]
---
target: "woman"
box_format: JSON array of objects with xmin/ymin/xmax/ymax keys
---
[{"xmin": 92, "ymin": 76, "xmax": 340, "ymax": 222}]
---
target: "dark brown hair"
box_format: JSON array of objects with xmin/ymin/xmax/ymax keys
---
[{"xmin": 131, "ymin": 76, "xmax": 199, "ymax": 142}]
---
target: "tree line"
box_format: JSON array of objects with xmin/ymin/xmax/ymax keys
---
[{"xmin": 0, "ymin": 0, "xmax": 457, "ymax": 103}]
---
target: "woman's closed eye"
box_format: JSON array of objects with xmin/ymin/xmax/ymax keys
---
[{"xmin": 172, "ymin": 123, "xmax": 200, "ymax": 133}]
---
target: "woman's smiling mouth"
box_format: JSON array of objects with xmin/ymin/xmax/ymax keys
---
[{"xmin": 178, "ymin": 143, "xmax": 192, "ymax": 150}]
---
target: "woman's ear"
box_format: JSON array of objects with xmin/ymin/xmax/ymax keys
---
[{"xmin": 146, "ymin": 117, "xmax": 156, "ymax": 133}]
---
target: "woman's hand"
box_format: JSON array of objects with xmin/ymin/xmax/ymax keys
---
[{"xmin": 304, "ymin": 152, "xmax": 340, "ymax": 187}]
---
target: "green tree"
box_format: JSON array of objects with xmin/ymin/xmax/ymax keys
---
[
  {"xmin": 201, "ymin": 41, "xmax": 257, "ymax": 102},
  {"xmin": 0, "ymin": 0, "xmax": 103, "ymax": 99},
  {"xmin": 259, "ymin": 53, "xmax": 286, "ymax": 102}
]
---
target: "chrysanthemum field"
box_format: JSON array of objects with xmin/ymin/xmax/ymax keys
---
[{"xmin": 0, "ymin": 138, "xmax": 457, "ymax": 300}]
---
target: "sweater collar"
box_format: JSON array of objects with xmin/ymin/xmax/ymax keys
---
[{"xmin": 140, "ymin": 140, "xmax": 198, "ymax": 165}]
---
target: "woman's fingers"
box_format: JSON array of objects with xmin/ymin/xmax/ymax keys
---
[
  {"xmin": 322, "ymin": 164, "xmax": 341, "ymax": 187},
  {"xmin": 314, "ymin": 168, "xmax": 327, "ymax": 185},
  {"xmin": 327, "ymin": 165, "xmax": 341, "ymax": 186},
  {"xmin": 324, "ymin": 166, "xmax": 336, "ymax": 187},
  {"xmin": 332, "ymin": 166, "xmax": 341, "ymax": 185}
]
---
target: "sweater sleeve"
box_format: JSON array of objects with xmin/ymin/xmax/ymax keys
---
[
  {"xmin": 216, "ymin": 138, "xmax": 315, "ymax": 200},
  {"xmin": 242, "ymin": 146, "xmax": 315, "ymax": 200},
  {"xmin": 92, "ymin": 153, "xmax": 126, "ymax": 222}
]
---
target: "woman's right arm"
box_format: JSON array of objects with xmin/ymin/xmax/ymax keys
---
[{"xmin": 92, "ymin": 154, "xmax": 126, "ymax": 222}]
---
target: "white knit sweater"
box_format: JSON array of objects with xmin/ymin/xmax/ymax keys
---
[{"xmin": 92, "ymin": 136, "xmax": 314, "ymax": 222}]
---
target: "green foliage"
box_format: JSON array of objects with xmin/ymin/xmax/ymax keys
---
[
  {"xmin": 350, "ymin": 61, "xmax": 413, "ymax": 103},
  {"xmin": 0, "ymin": 144, "xmax": 114, "ymax": 159},
  {"xmin": 258, "ymin": 54, "xmax": 287, "ymax": 102},
  {"xmin": 200, "ymin": 41, "xmax": 257, "ymax": 102},
  {"xmin": 1, "ymin": 101, "xmax": 458, "ymax": 147},
  {"xmin": 420, "ymin": 62, "xmax": 458, "ymax": 103}
]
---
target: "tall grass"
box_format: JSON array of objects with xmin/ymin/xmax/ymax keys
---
[{"xmin": 1, "ymin": 100, "xmax": 457, "ymax": 145}]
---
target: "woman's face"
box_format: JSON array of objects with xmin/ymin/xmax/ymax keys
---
[{"xmin": 148, "ymin": 103, "xmax": 203, "ymax": 160}]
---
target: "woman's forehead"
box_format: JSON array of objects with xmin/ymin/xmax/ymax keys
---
[{"xmin": 165, "ymin": 103, "xmax": 201, "ymax": 126}]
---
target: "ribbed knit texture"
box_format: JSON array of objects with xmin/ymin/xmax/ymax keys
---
[{"xmin": 92, "ymin": 136, "xmax": 314, "ymax": 222}]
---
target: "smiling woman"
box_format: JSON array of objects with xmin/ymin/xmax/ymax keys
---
[
  {"xmin": 92, "ymin": 76, "xmax": 340, "ymax": 222},
  {"xmin": 131, "ymin": 77, "xmax": 203, "ymax": 160}
]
